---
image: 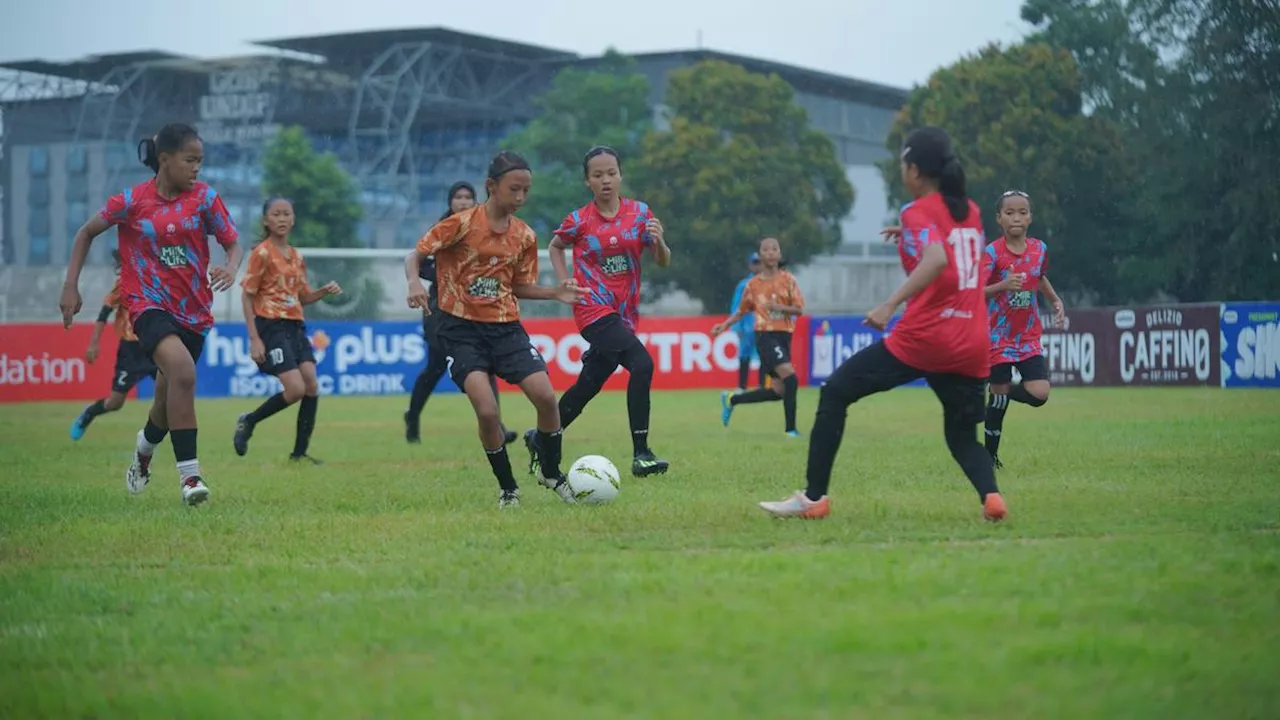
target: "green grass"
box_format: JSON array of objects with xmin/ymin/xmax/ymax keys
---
[{"xmin": 2, "ymin": 387, "xmax": 1279, "ymax": 719}]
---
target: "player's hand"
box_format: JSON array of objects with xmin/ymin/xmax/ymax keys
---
[
  {"xmin": 647, "ymin": 217, "xmax": 665, "ymax": 246},
  {"xmin": 553, "ymin": 281, "xmax": 589, "ymax": 305},
  {"xmin": 880, "ymin": 226, "xmax": 903, "ymax": 243},
  {"xmin": 249, "ymin": 337, "xmax": 266, "ymax": 365},
  {"xmin": 59, "ymin": 284, "xmax": 82, "ymax": 329},
  {"xmin": 711, "ymin": 322, "xmax": 728, "ymax": 337},
  {"xmin": 1052, "ymin": 298, "xmax": 1065, "ymax": 326},
  {"xmin": 864, "ymin": 303, "xmax": 894, "ymax": 331},
  {"xmin": 209, "ymin": 265, "xmax": 235, "ymax": 292},
  {"xmin": 1004, "ymin": 273, "xmax": 1025, "ymax": 291},
  {"xmin": 85, "ymin": 343, "xmax": 99, "ymax": 364},
  {"xmin": 321, "ymin": 281, "xmax": 342, "ymax": 297},
  {"xmin": 407, "ymin": 280, "xmax": 429, "ymax": 309}
]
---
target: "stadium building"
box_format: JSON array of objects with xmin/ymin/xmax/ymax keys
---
[{"xmin": 0, "ymin": 28, "xmax": 908, "ymax": 321}]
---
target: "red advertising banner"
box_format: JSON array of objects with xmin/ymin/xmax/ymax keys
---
[
  {"xmin": 1043, "ymin": 304, "xmax": 1220, "ymax": 387},
  {"xmin": 0, "ymin": 323, "xmax": 124, "ymax": 403}
]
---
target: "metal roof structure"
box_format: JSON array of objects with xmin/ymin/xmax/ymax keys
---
[{"xmin": 254, "ymin": 27, "xmax": 577, "ymax": 65}]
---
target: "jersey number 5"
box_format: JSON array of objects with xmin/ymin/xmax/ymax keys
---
[{"xmin": 947, "ymin": 228, "xmax": 983, "ymax": 291}]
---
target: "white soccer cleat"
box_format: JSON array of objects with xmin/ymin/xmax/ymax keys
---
[
  {"xmin": 125, "ymin": 453, "xmax": 152, "ymax": 495},
  {"xmin": 181, "ymin": 477, "xmax": 210, "ymax": 506},
  {"xmin": 498, "ymin": 489, "xmax": 520, "ymax": 509},
  {"xmin": 539, "ymin": 475, "xmax": 577, "ymax": 504},
  {"xmin": 758, "ymin": 491, "xmax": 830, "ymax": 519}
]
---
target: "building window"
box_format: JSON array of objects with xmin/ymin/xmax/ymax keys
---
[
  {"xmin": 67, "ymin": 201, "xmax": 88, "ymax": 238},
  {"xmin": 66, "ymin": 144, "xmax": 88, "ymax": 174},
  {"xmin": 29, "ymin": 235, "xmax": 51, "ymax": 266},
  {"xmin": 28, "ymin": 146, "xmax": 50, "ymax": 176},
  {"xmin": 29, "ymin": 207, "xmax": 51, "ymax": 237},
  {"xmin": 28, "ymin": 178, "xmax": 51, "ymax": 208}
]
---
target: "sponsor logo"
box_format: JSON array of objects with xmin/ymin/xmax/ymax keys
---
[{"xmin": 0, "ymin": 353, "xmax": 86, "ymax": 386}]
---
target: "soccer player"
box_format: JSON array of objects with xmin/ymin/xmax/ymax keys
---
[
  {"xmin": 405, "ymin": 151, "xmax": 586, "ymax": 508},
  {"xmin": 232, "ymin": 197, "xmax": 342, "ymax": 463},
  {"xmin": 711, "ymin": 237, "xmax": 805, "ymax": 437},
  {"xmin": 59, "ymin": 123, "xmax": 242, "ymax": 506},
  {"xmin": 529, "ymin": 146, "xmax": 673, "ymax": 478},
  {"xmin": 404, "ymin": 181, "xmax": 517, "ymax": 446},
  {"xmin": 982, "ymin": 189, "xmax": 1066, "ymax": 469},
  {"xmin": 729, "ymin": 252, "xmax": 766, "ymax": 392},
  {"xmin": 757, "ymin": 126, "xmax": 1007, "ymax": 522},
  {"xmin": 68, "ymin": 251, "xmax": 158, "ymax": 440}
]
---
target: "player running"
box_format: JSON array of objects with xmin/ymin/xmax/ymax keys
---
[
  {"xmin": 527, "ymin": 145, "xmax": 673, "ymax": 478},
  {"xmin": 68, "ymin": 251, "xmax": 158, "ymax": 440},
  {"xmin": 232, "ymin": 197, "xmax": 342, "ymax": 463},
  {"xmin": 405, "ymin": 151, "xmax": 586, "ymax": 508},
  {"xmin": 730, "ymin": 252, "xmax": 766, "ymax": 392},
  {"xmin": 711, "ymin": 237, "xmax": 805, "ymax": 437},
  {"xmin": 982, "ymin": 189, "xmax": 1065, "ymax": 469},
  {"xmin": 60, "ymin": 123, "xmax": 242, "ymax": 506},
  {"xmin": 757, "ymin": 126, "xmax": 1007, "ymax": 522}
]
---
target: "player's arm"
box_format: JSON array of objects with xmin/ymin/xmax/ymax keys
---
[
  {"xmin": 768, "ymin": 277, "xmax": 806, "ymax": 316},
  {"xmin": 60, "ymin": 212, "xmax": 115, "ymax": 328},
  {"xmin": 549, "ymin": 213, "xmax": 577, "ymax": 285},
  {"xmin": 1040, "ymin": 275, "xmax": 1065, "ymax": 324},
  {"xmin": 85, "ymin": 304, "xmax": 112, "ymax": 363},
  {"xmin": 982, "ymin": 246, "xmax": 1016, "ymax": 297},
  {"xmin": 645, "ymin": 214, "xmax": 671, "ymax": 268},
  {"xmin": 513, "ymin": 233, "xmax": 585, "ymax": 304},
  {"xmin": 297, "ymin": 258, "xmax": 340, "ymax": 305},
  {"xmin": 201, "ymin": 190, "xmax": 242, "ymax": 291},
  {"xmin": 240, "ymin": 248, "xmax": 268, "ymax": 360},
  {"xmin": 713, "ymin": 292, "xmax": 754, "ymax": 336},
  {"xmin": 866, "ymin": 220, "xmax": 946, "ymax": 329},
  {"xmin": 408, "ymin": 216, "xmax": 464, "ymax": 309}
]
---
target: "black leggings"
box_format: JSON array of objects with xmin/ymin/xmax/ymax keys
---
[{"xmin": 557, "ymin": 314, "xmax": 655, "ymax": 452}]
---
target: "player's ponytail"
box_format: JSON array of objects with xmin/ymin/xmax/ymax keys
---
[
  {"xmin": 137, "ymin": 137, "xmax": 160, "ymax": 174},
  {"xmin": 938, "ymin": 156, "xmax": 970, "ymax": 222},
  {"xmin": 902, "ymin": 125, "xmax": 970, "ymax": 222}
]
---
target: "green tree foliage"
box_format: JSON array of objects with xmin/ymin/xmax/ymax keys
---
[
  {"xmin": 881, "ymin": 43, "xmax": 1133, "ymax": 303},
  {"xmin": 261, "ymin": 126, "xmax": 382, "ymax": 319},
  {"xmin": 636, "ymin": 59, "xmax": 854, "ymax": 313},
  {"xmin": 498, "ymin": 49, "xmax": 653, "ymax": 237}
]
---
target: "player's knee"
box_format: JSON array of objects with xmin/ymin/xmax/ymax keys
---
[
  {"xmin": 816, "ymin": 381, "xmax": 848, "ymax": 413},
  {"xmin": 474, "ymin": 404, "xmax": 502, "ymax": 431},
  {"xmin": 164, "ymin": 363, "xmax": 196, "ymax": 395},
  {"xmin": 302, "ymin": 375, "xmax": 320, "ymax": 397},
  {"xmin": 628, "ymin": 348, "xmax": 654, "ymax": 381},
  {"xmin": 280, "ymin": 375, "xmax": 306, "ymax": 403}
]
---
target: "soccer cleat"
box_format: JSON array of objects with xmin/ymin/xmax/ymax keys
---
[
  {"xmin": 785, "ymin": 430, "xmax": 802, "ymax": 439},
  {"xmin": 181, "ymin": 476, "xmax": 210, "ymax": 506},
  {"xmin": 69, "ymin": 406, "xmax": 93, "ymax": 441},
  {"xmin": 521, "ymin": 429, "xmax": 540, "ymax": 475},
  {"xmin": 125, "ymin": 452, "xmax": 152, "ymax": 495},
  {"xmin": 233, "ymin": 414, "xmax": 255, "ymax": 456},
  {"xmin": 632, "ymin": 451, "xmax": 670, "ymax": 478},
  {"xmin": 498, "ymin": 489, "xmax": 521, "ymax": 509},
  {"xmin": 502, "ymin": 427, "xmax": 518, "ymax": 446},
  {"xmin": 758, "ymin": 490, "xmax": 830, "ymax": 519},
  {"xmin": 289, "ymin": 454, "xmax": 324, "ymax": 466},
  {"xmin": 539, "ymin": 474, "xmax": 577, "ymax": 504},
  {"xmin": 720, "ymin": 391, "xmax": 735, "ymax": 427},
  {"xmin": 983, "ymin": 493, "xmax": 1008, "ymax": 522},
  {"xmin": 404, "ymin": 411, "xmax": 421, "ymax": 444},
  {"xmin": 991, "ymin": 454, "xmax": 1004, "ymax": 470}
]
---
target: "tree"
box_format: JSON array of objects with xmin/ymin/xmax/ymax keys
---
[
  {"xmin": 498, "ymin": 49, "xmax": 653, "ymax": 237},
  {"xmin": 635, "ymin": 59, "xmax": 854, "ymax": 313},
  {"xmin": 880, "ymin": 43, "xmax": 1135, "ymax": 303},
  {"xmin": 261, "ymin": 126, "xmax": 382, "ymax": 319}
]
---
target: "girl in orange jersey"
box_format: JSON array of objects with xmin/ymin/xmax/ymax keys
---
[
  {"xmin": 711, "ymin": 236, "xmax": 806, "ymax": 437},
  {"xmin": 233, "ymin": 197, "xmax": 342, "ymax": 463}
]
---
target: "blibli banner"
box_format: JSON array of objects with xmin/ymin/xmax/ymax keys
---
[
  {"xmin": 1219, "ymin": 302, "xmax": 1280, "ymax": 388},
  {"xmin": 807, "ymin": 315, "xmax": 926, "ymax": 388}
]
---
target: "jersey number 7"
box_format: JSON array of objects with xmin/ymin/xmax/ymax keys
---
[{"xmin": 947, "ymin": 228, "xmax": 983, "ymax": 291}]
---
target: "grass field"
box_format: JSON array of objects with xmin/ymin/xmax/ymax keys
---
[{"xmin": 2, "ymin": 386, "xmax": 1279, "ymax": 719}]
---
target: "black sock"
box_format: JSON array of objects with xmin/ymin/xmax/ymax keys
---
[
  {"xmin": 984, "ymin": 393, "xmax": 1008, "ymax": 458},
  {"xmin": 804, "ymin": 385, "xmax": 849, "ymax": 501},
  {"xmin": 535, "ymin": 428, "xmax": 564, "ymax": 479},
  {"xmin": 143, "ymin": 418, "xmax": 168, "ymax": 446},
  {"xmin": 945, "ymin": 420, "xmax": 999, "ymax": 501},
  {"xmin": 782, "ymin": 375, "xmax": 798, "ymax": 432},
  {"xmin": 293, "ymin": 395, "xmax": 318, "ymax": 457},
  {"xmin": 485, "ymin": 445, "xmax": 519, "ymax": 492},
  {"xmin": 626, "ymin": 371, "xmax": 653, "ymax": 455},
  {"xmin": 248, "ymin": 392, "xmax": 291, "ymax": 424},
  {"xmin": 84, "ymin": 399, "xmax": 109, "ymax": 420},
  {"xmin": 759, "ymin": 365, "xmax": 767, "ymax": 389},
  {"xmin": 731, "ymin": 388, "xmax": 781, "ymax": 406},
  {"xmin": 1009, "ymin": 383, "xmax": 1047, "ymax": 407},
  {"xmin": 737, "ymin": 359, "xmax": 750, "ymax": 390},
  {"xmin": 171, "ymin": 428, "xmax": 197, "ymax": 463}
]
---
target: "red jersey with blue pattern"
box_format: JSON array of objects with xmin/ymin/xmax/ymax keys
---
[
  {"xmin": 884, "ymin": 192, "xmax": 990, "ymax": 378},
  {"xmin": 553, "ymin": 198, "xmax": 654, "ymax": 332},
  {"xmin": 983, "ymin": 236, "xmax": 1048, "ymax": 364},
  {"xmin": 99, "ymin": 179, "xmax": 239, "ymax": 334}
]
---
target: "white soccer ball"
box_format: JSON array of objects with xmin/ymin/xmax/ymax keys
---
[{"xmin": 566, "ymin": 455, "xmax": 621, "ymax": 504}]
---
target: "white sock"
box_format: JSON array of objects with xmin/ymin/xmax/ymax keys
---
[
  {"xmin": 136, "ymin": 429, "xmax": 159, "ymax": 456},
  {"xmin": 177, "ymin": 459, "xmax": 201, "ymax": 481}
]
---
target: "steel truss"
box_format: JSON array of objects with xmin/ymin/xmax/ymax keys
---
[
  {"xmin": 72, "ymin": 62, "xmax": 161, "ymax": 196},
  {"xmin": 348, "ymin": 41, "xmax": 545, "ymax": 221}
]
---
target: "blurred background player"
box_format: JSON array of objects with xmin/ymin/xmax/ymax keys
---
[
  {"xmin": 534, "ymin": 146, "xmax": 673, "ymax": 478},
  {"xmin": 982, "ymin": 189, "xmax": 1065, "ymax": 469},
  {"xmin": 59, "ymin": 123, "xmax": 242, "ymax": 506},
  {"xmin": 233, "ymin": 197, "xmax": 342, "ymax": 463},
  {"xmin": 729, "ymin": 252, "xmax": 767, "ymax": 392},
  {"xmin": 68, "ymin": 250, "xmax": 158, "ymax": 440},
  {"xmin": 712, "ymin": 237, "xmax": 805, "ymax": 437},
  {"xmin": 403, "ymin": 181, "xmax": 517, "ymax": 445},
  {"xmin": 758, "ymin": 126, "xmax": 1006, "ymax": 522},
  {"xmin": 406, "ymin": 151, "xmax": 586, "ymax": 508}
]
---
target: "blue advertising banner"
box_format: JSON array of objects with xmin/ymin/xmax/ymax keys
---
[
  {"xmin": 807, "ymin": 315, "xmax": 926, "ymax": 388},
  {"xmin": 138, "ymin": 320, "xmax": 454, "ymax": 399},
  {"xmin": 1219, "ymin": 302, "xmax": 1280, "ymax": 388}
]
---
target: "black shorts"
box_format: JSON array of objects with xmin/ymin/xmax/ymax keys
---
[
  {"xmin": 990, "ymin": 355, "xmax": 1048, "ymax": 385},
  {"xmin": 581, "ymin": 313, "xmax": 650, "ymax": 370},
  {"xmin": 134, "ymin": 309, "xmax": 205, "ymax": 362},
  {"xmin": 823, "ymin": 340, "xmax": 986, "ymax": 425},
  {"xmin": 423, "ymin": 307, "xmax": 445, "ymax": 357},
  {"xmin": 111, "ymin": 340, "xmax": 158, "ymax": 394},
  {"xmin": 757, "ymin": 331, "xmax": 793, "ymax": 375},
  {"xmin": 254, "ymin": 317, "xmax": 316, "ymax": 375},
  {"xmin": 435, "ymin": 312, "xmax": 547, "ymax": 387}
]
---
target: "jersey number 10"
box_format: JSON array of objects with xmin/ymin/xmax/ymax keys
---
[{"xmin": 947, "ymin": 228, "xmax": 983, "ymax": 291}]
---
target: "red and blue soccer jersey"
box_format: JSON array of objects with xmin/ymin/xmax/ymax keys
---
[
  {"xmin": 553, "ymin": 198, "xmax": 654, "ymax": 332},
  {"xmin": 983, "ymin": 237, "xmax": 1048, "ymax": 364},
  {"xmin": 99, "ymin": 179, "xmax": 239, "ymax": 334},
  {"xmin": 884, "ymin": 192, "xmax": 990, "ymax": 378}
]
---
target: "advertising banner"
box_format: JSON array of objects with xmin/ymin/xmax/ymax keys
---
[
  {"xmin": 0, "ymin": 323, "xmax": 125, "ymax": 403},
  {"xmin": 1043, "ymin": 304, "xmax": 1221, "ymax": 386},
  {"xmin": 1219, "ymin": 302, "xmax": 1280, "ymax": 388},
  {"xmin": 807, "ymin": 315, "xmax": 925, "ymax": 388}
]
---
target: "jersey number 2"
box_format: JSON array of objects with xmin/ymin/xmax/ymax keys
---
[{"xmin": 947, "ymin": 228, "xmax": 983, "ymax": 291}]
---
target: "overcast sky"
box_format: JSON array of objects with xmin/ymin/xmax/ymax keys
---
[{"xmin": 1, "ymin": 0, "xmax": 1031, "ymax": 89}]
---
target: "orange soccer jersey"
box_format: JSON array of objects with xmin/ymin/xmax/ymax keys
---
[
  {"xmin": 416, "ymin": 205, "xmax": 539, "ymax": 323},
  {"xmin": 241, "ymin": 240, "xmax": 312, "ymax": 321},
  {"xmin": 737, "ymin": 270, "xmax": 805, "ymax": 333},
  {"xmin": 103, "ymin": 279, "xmax": 137, "ymax": 342}
]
